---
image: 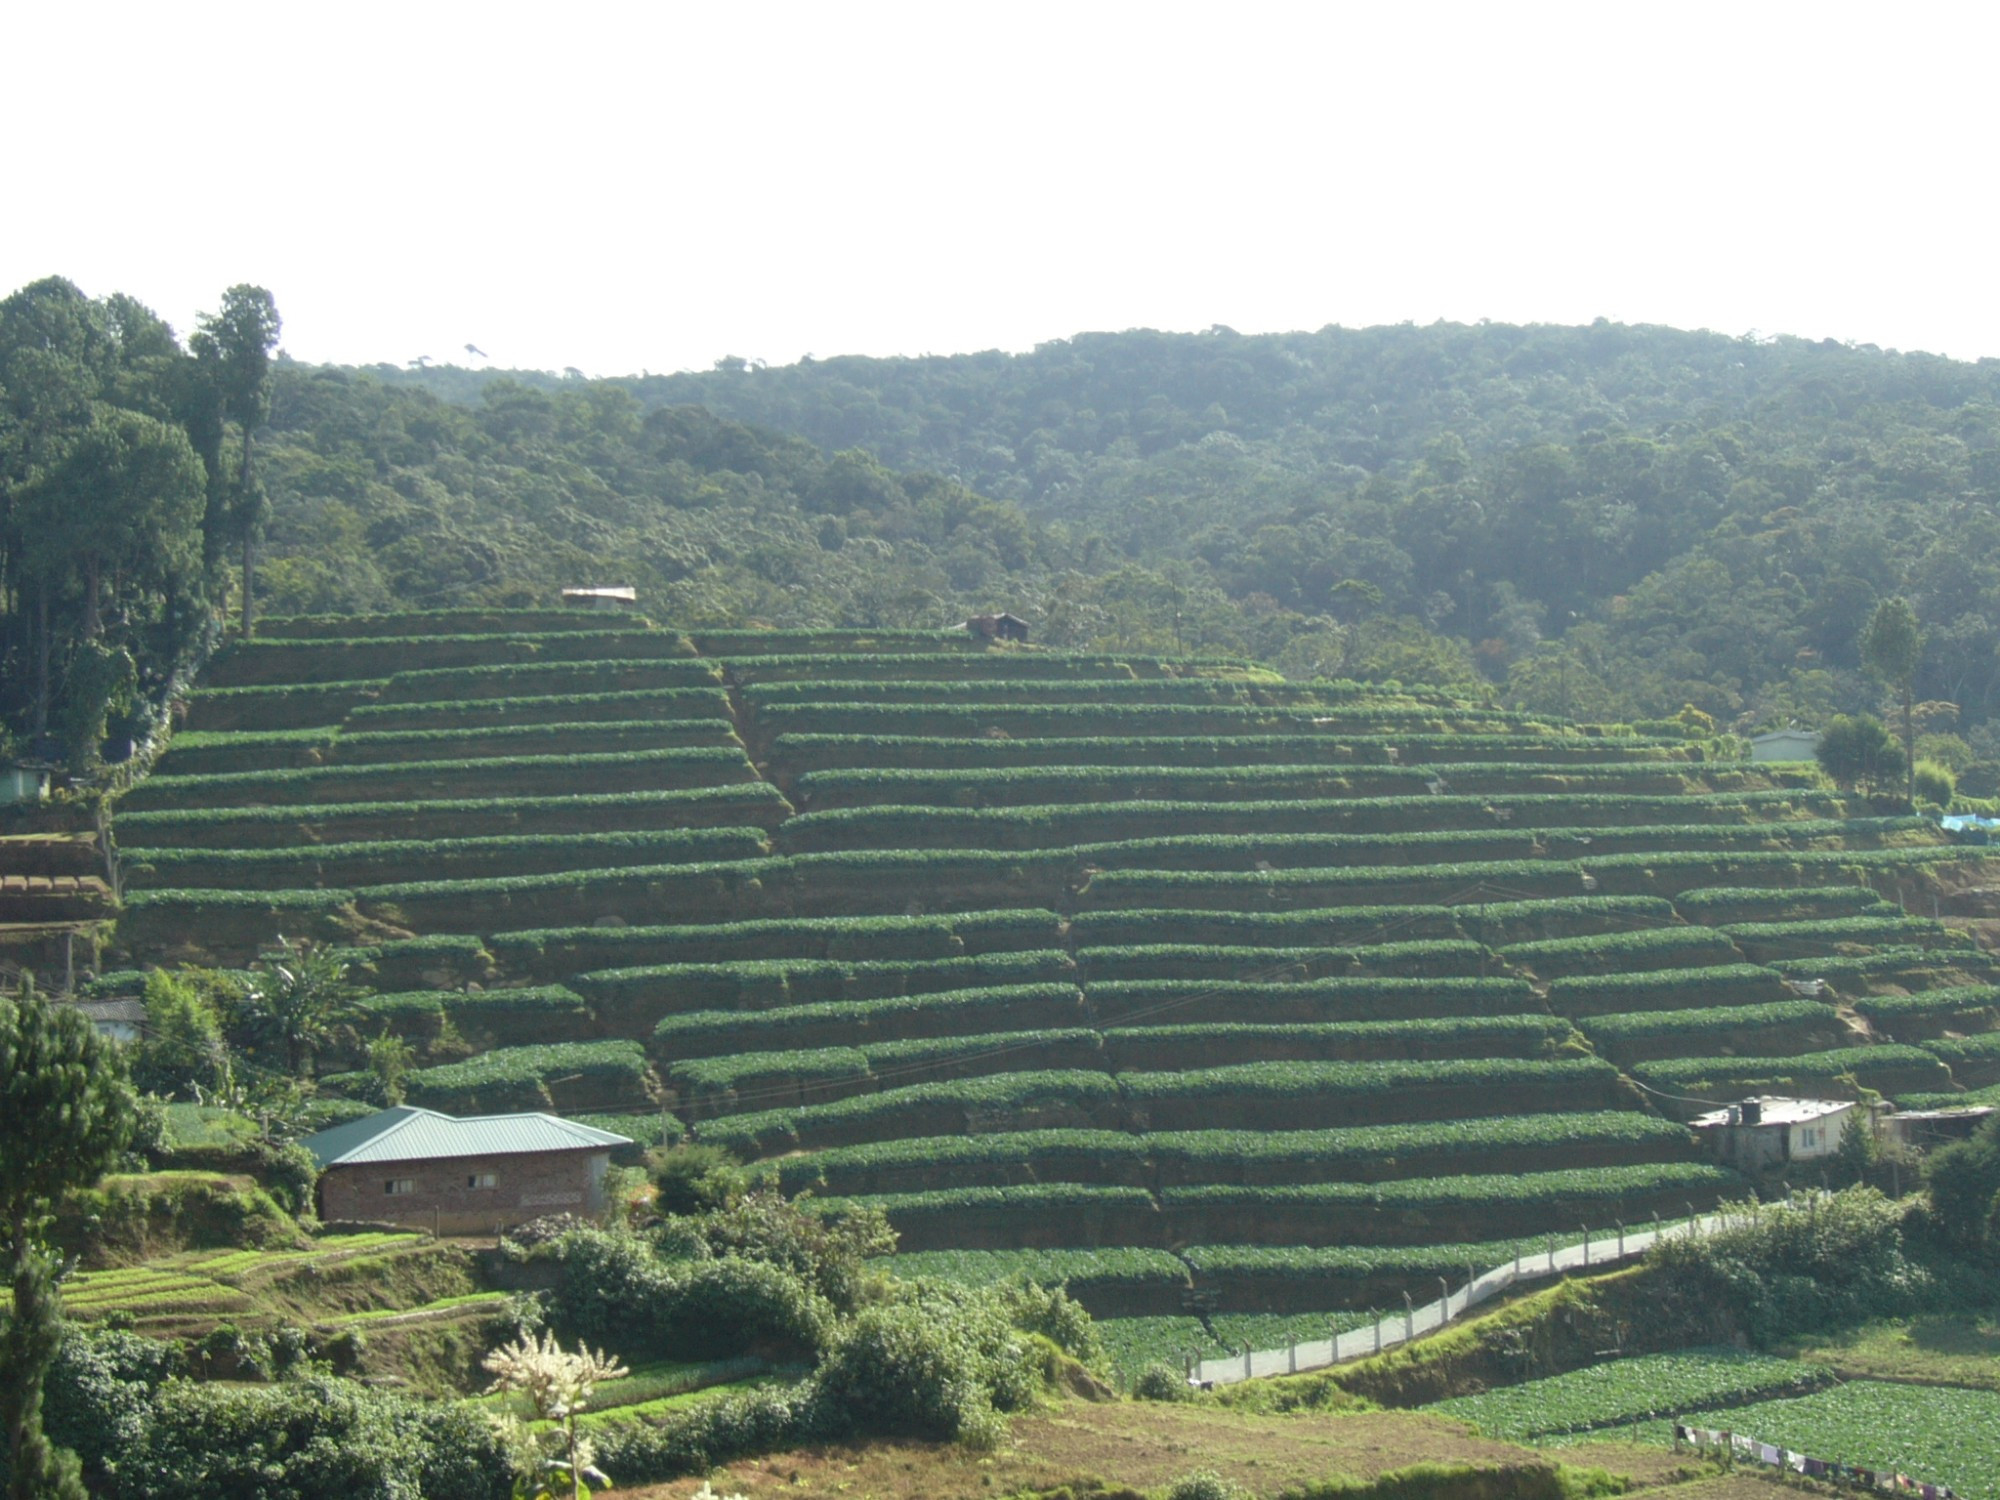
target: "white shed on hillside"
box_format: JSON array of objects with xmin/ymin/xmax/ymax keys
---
[{"xmin": 1691, "ymin": 1096, "xmax": 1855, "ymax": 1171}]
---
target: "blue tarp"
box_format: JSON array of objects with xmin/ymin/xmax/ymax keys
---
[{"xmin": 1940, "ymin": 814, "xmax": 2000, "ymax": 841}]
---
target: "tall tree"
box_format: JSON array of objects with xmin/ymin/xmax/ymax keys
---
[
  {"xmin": 190, "ymin": 286, "xmax": 281, "ymax": 638},
  {"xmin": 0, "ymin": 280, "xmax": 116, "ymax": 743},
  {"xmin": 1862, "ymin": 596, "xmax": 1925, "ymax": 803},
  {"xmin": 0, "ymin": 979, "xmax": 136, "ymax": 1500}
]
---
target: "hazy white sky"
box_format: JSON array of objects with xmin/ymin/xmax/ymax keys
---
[{"xmin": 10, "ymin": 1, "xmax": 1995, "ymax": 375}]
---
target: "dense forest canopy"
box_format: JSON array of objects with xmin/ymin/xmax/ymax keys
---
[{"xmin": 0, "ymin": 277, "xmax": 279, "ymax": 768}]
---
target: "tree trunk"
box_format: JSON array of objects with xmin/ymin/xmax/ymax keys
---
[
  {"xmin": 241, "ymin": 531, "xmax": 254, "ymax": 641},
  {"xmin": 238, "ymin": 425, "xmax": 256, "ymax": 641},
  {"xmin": 33, "ymin": 582, "xmax": 49, "ymax": 739},
  {"xmin": 1903, "ymin": 680, "xmax": 1916, "ymax": 804}
]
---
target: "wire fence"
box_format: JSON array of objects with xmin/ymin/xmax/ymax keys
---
[{"xmin": 1188, "ymin": 1208, "xmax": 1728, "ymax": 1386}]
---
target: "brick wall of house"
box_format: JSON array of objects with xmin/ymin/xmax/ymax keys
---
[{"xmin": 318, "ymin": 1147, "xmax": 611, "ymax": 1234}]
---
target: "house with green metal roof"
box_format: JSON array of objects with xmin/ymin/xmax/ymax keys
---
[{"xmin": 302, "ymin": 1105, "xmax": 632, "ymax": 1234}]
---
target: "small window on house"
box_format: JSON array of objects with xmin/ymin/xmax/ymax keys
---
[
  {"xmin": 468, "ymin": 1172, "xmax": 497, "ymax": 1190},
  {"xmin": 385, "ymin": 1178, "xmax": 416, "ymax": 1196}
]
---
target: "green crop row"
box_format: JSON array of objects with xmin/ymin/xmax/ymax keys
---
[
  {"xmin": 203, "ymin": 631, "xmax": 700, "ymax": 688},
  {"xmin": 121, "ymin": 827, "xmax": 770, "ymax": 890},
  {"xmin": 716, "ymin": 650, "xmax": 1279, "ymax": 683},
  {"xmin": 698, "ymin": 1053, "xmax": 1614, "ymax": 1154},
  {"xmin": 1038, "ymin": 822, "xmax": 1885, "ymax": 875},
  {"xmin": 1076, "ymin": 940, "xmax": 1490, "ymax": 983},
  {"xmin": 740, "ymin": 676, "xmax": 1348, "ymax": 708},
  {"xmin": 1852, "ymin": 986, "xmax": 2000, "ymax": 1023},
  {"xmin": 1546, "ymin": 964, "xmax": 1787, "ymax": 1016},
  {"xmin": 772, "ymin": 789, "xmax": 1860, "ymax": 851},
  {"xmin": 1427, "ymin": 1348, "xmax": 1830, "ymax": 1441},
  {"xmin": 489, "ymin": 908, "xmax": 1063, "ymax": 976},
  {"xmin": 1771, "ymin": 947, "xmax": 2000, "ymax": 984},
  {"xmin": 879, "ymin": 1246, "xmax": 1189, "ymax": 1289},
  {"xmin": 692, "ymin": 1069, "xmax": 1125, "ymax": 1157},
  {"xmin": 1086, "ymin": 975, "xmax": 1539, "ymax": 1027},
  {"xmin": 1577, "ymin": 998, "xmax": 1835, "ymax": 1042},
  {"xmin": 668, "ymin": 1028, "xmax": 1103, "ymax": 1109},
  {"xmin": 352, "ymin": 985, "xmax": 593, "ymax": 1046},
  {"xmin": 371, "ymin": 658, "xmax": 722, "ymax": 704},
  {"xmin": 816, "ymin": 1163, "xmax": 1739, "ymax": 1250},
  {"xmin": 1631, "ymin": 1045, "xmax": 1952, "ymax": 1099},
  {"xmin": 771, "ymin": 1111, "xmax": 1689, "ymax": 1196},
  {"xmin": 256, "ymin": 608, "xmax": 638, "ymax": 639},
  {"xmin": 769, "ymin": 731, "xmax": 1686, "ymax": 773},
  {"xmin": 330, "ymin": 718, "xmax": 738, "ymax": 762},
  {"xmin": 346, "ymin": 687, "xmax": 733, "ymax": 731},
  {"xmin": 796, "ymin": 762, "xmax": 1430, "ymax": 810},
  {"xmin": 1067, "ymin": 905, "xmax": 1463, "ymax": 948},
  {"xmin": 1721, "ymin": 915, "xmax": 1973, "ymax": 955},
  {"xmin": 1121, "ymin": 1054, "xmax": 1618, "ymax": 1105},
  {"xmin": 487, "ymin": 909, "xmax": 1063, "ymax": 979},
  {"xmin": 1049, "ymin": 817, "xmax": 1872, "ymax": 866},
  {"xmin": 1920, "ymin": 1032, "xmax": 2000, "ymax": 1064},
  {"xmin": 679, "ymin": 1014, "xmax": 1572, "ymax": 1123},
  {"xmin": 688, "ymin": 628, "xmax": 976, "ymax": 655},
  {"xmin": 767, "ymin": 703, "xmax": 1522, "ymax": 746},
  {"xmin": 1500, "ymin": 926, "xmax": 1741, "ymax": 977},
  {"xmin": 1077, "ymin": 847, "xmax": 1985, "ymax": 912},
  {"xmin": 1099, "ymin": 1015, "xmax": 1570, "ymax": 1071},
  {"xmin": 1454, "ymin": 896, "xmax": 1681, "ymax": 944},
  {"xmin": 113, "ymin": 784, "xmax": 792, "ymax": 849},
  {"xmin": 1178, "ymin": 1235, "xmax": 1545, "ymax": 1281},
  {"xmin": 1154, "ymin": 1161, "xmax": 1736, "ymax": 1213},
  {"xmin": 576, "ymin": 949, "xmax": 1078, "ymax": 1019},
  {"xmin": 651, "ymin": 983, "xmax": 1086, "ymax": 1058},
  {"xmin": 183, "ymin": 680, "xmax": 382, "ymax": 731},
  {"xmin": 761, "ymin": 1129, "xmax": 1148, "ymax": 1194},
  {"xmin": 220, "ymin": 627, "xmax": 682, "ymax": 655},
  {"xmin": 119, "ymin": 745, "xmax": 756, "ymax": 810},
  {"xmin": 1673, "ymin": 885, "xmax": 1891, "ymax": 921},
  {"xmin": 386, "ymin": 1041, "xmax": 656, "ymax": 1113}
]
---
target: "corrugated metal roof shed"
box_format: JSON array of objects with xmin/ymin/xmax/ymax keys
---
[{"xmin": 301, "ymin": 1105, "xmax": 632, "ymax": 1168}]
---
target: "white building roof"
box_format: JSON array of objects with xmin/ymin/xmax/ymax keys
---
[{"xmin": 1690, "ymin": 1096, "xmax": 1854, "ymax": 1130}]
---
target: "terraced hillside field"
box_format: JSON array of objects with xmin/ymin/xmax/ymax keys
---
[{"xmin": 108, "ymin": 609, "xmax": 2000, "ymax": 1369}]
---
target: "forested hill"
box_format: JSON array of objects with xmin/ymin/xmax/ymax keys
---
[{"xmin": 341, "ymin": 322, "xmax": 2000, "ymax": 759}]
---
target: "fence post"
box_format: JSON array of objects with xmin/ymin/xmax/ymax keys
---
[
  {"xmin": 1580, "ymin": 1222, "xmax": 1590, "ymax": 1266},
  {"xmin": 1403, "ymin": 1291, "xmax": 1414, "ymax": 1343},
  {"xmin": 1374, "ymin": 1313, "xmax": 1382, "ymax": 1354},
  {"xmin": 1547, "ymin": 1233, "xmax": 1556, "ymax": 1272},
  {"xmin": 1289, "ymin": 1341, "xmax": 1297, "ymax": 1375},
  {"xmin": 1244, "ymin": 1346, "xmax": 1252, "ymax": 1380},
  {"xmin": 1617, "ymin": 1219, "xmax": 1625, "ymax": 1258}
]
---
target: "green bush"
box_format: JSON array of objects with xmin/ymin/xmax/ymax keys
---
[
  {"xmin": 1648, "ymin": 1187, "xmax": 1934, "ymax": 1342},
  {"xmin": 1133, "ymin": 1361, "xmax": 1192, "ymax": 1400},
  {"xmin": 542, "ymin": 1226, "xmax": 834, "ymax": 1362},
  {"xmin": 648, "ymin": 1144, "xmax": 747, "ymax": 1215},
  {"xmin": 117, "ymin": 1374, "xmax": 510, "ymax": 1500},
  {"xmin": 1166, "ymin": 1471, "xmax": 1247, "ymax": 1500},
  {"xmin": 813, "ymin": 1284, "xmax": 1034, "ymax": 1444}
]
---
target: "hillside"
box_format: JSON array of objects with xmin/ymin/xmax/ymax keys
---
[
  {"xmin": 347, "ymin": 320, "xmax": 2000, "ymax": 749},
  {"xmin": 105, "ymin": 610, "xmax": 2000, "ymax": 1376}
]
